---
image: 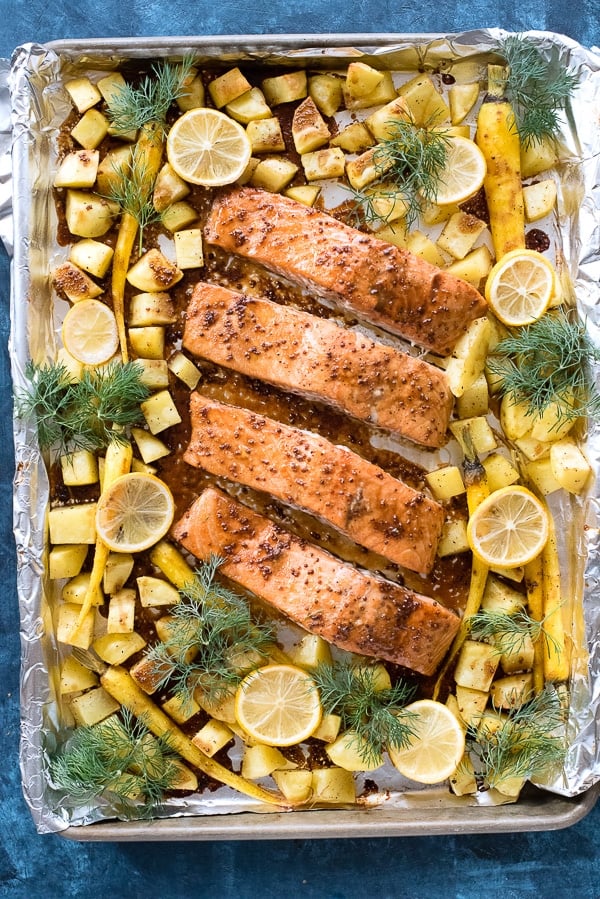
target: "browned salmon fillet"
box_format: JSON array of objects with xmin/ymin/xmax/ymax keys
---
[
  {"xmin": 184, "ymin": 392, "xmax": 444, "ymax": 573},
  {"xmin": 204, "ymin": 186, "xmax": 488, "ymax": 356},
  {"xmin": 173, "ymin": 487, "xmax": 460, "ymax": 676},
  {"xmin": 183, "ymin": 281, "xmax": 452, "ymax": 448}
]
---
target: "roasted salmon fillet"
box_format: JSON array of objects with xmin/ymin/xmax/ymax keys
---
[
  {"xmin": 183, "ymin": 281, "xmax": 453, "ymax": 448},
  {"xmin": 184, "ymin": 392, "xmax": 444, "ymax": 573},
  {"xmin": 173, "ymin": 487, "xmax": 460, "ymax": 676},
  {"xmin": 204, "ymin": 186, "xmax": 488, "ymax": 356}
]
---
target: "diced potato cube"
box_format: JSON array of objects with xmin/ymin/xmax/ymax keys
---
[
  {"xmin": 103, "ymin": 552, "xmax": 134, "ymax": 594},
  {"xmin": 241, "ymin": 744, "xmax": 292, "ymax": 779},
  {"xmin": 170, "ymin": 760, "xmax": 199, "ymax": 792},
  {"xmin": 141, "ymin": 389, "xmax": 182, "ymax": 434},
  {"xmin": 449, "ymin": 82, "xmax": 480, "ymax": 124},
  {"xmin": 126, "ymin": 249, "xmax": 183, "ymax": 293},
  {"xmin": 65, "ymin": 76, "xmax": 102, "ymax": 112},
  {"xmin": 59, "ymin": 654, "xmax": 98, "ymax": 694},
  {"xmin": 311, "ymin": 767, "xmax": 356, "ymax": 804},
  {"xmin": 342, "ymin": 71, "xmax": 397, "ymax": 110},
  {"xmin": 397, "ymin": 73, "xmax": 450, "ymax": 126},
  {"xmin": 62, "ymin": 572, "xmax": 103, "ymax": 606},
  {"xmin": 60, "ymin": 449, "xmax": 99, "ymax": 486},
  {"xmin": 133, "ymin": 358, "xmax": 170, "ymax": 390},
  {"xmin": 421, "ymin": 200, "xmax": 460, "ymax": 226},
  {"xmin": 225, "ymin": 87, "xmax": 272, "ymax": 124},
  {"xmin": 131, "ymin": 426, "xmax": 171, "ymax": 465},
  {"xmin": 549, "ymin": 439, "xmax": 592, "ymax": 494},
  {"xmin": 65, "ymin": 190, "xmax": 118, "ymax": 239},
  {"xmin": 54, "ymin": 149, "xmax": 99, "ymax": 189},
  {"xmin": 437, "ymin": 518, "xmax": 470, "ymax": 556},
  {"xmin": 129, "ymin": 655, "xmax": 165, "ymax": 694},
  {"xmin": 425, "ymin": 465, "xmax": 466, "ymax": 501},
  {"xmin": 195, "ymin": 688, "xmax": 237, "ymax": 724},
  {"xmin": 70, "ymin": 686, "xmax": 120, "ymax": 726},
  {"xmin": 48, "ymin": 503, "xmax": 97, "ymax": 545},
  {"xmin": 247, "ymin": 117, "xmax": 286, "ymax": 154},
  {"xmin": 106, "ymin": 588, "xmax": 136, "ymax": 634},
  {"xmin": 129, "ymin": 326, "xmax": 165, "ymax": 360},
  {"xmin": 93, "ymin": 631, "xmax": 146, "ymax": 664},
  {"xmin": 97, "ymin": 71, "xmax": 127, "ymax": 104},
  {"xmin": 167, "ymin": 351, "xmax": 201, "ymax": 390},
  {"xmin": 162, "ymin": 691, "xmax": 201, "ymax": 723},
  {"xmin": 291, "ymin": 97, "xmax": 330, "ymax": 154},
  {"xmin": 330, "ymin": 122, "xmax": 374, "ymax": 153},
  {"xmin": 149, "ymin": 540, "xmax": 196, "ymax": 590},
  {"xmin": 209, "ymin": 67, "xmax": 252, "ymax": 108},
  {"xmin": 69, "ymin": 239, "xmax": 114, "ymax": 279},
  {"xmin": 52, "ymin": 261, "xmax": 103, "ymax": 302},
  {"xmin": 129, "ymin": 292, "xmax": 176, "ymax": 327},
  {"xmin": 161, "ymin": 200, "xmax": 199, "ymax": 233},
  {"xmin": 525, "ymin": 458, "xmax": 562, "ymax": 496},
  {"xmin": 311, "ymin": 713, "xmax": 342, "ymax": 743},
  {"xmin": 262, "ymin": 70, "xmax": 307, "ymax": 106},
  {"xmin": 131, "ymin": 459, "xmax": 157, "ymax": 475},
  {"xmin": 454, "ymin": 639, "xmax": 500, "ymax": 692},
  {"xmin": 288, "ymin": 633, "xmax": 332, "ymax": 671},
  {"xmin": 365, "ymin": 97, "xmax": 409, "ymax": 141},
  {"xmin": 326, "ymin": 730, "xmax": 383, "ymax": 771},
  {"xmin": 449, "ymin": 753, "xmax": 478, "ymax": 796},
  {"xmin": 514, "ymin": 435, "xmax": 550, "ymax": 462},
  {"xmin": 152, "ymin": 162, "xmax": 190, "ymax": 212},
  {"xmin": 446, "ymin": 244, "xmax": 493, "ymax": 288},
  {"xmin": 450, "ymin": 416, "xmax": 497, "ymax": 455},
  {"xmin": 481, "ymin": 452, "xmax": 520, "ymax": 493},
  {"xmin": 301, "ymin": 147, "xmax": 346, "ymax": 182},
  {"xmin": 137, "ymin": 575, "xmax": 180, "ymax": 607},
  {"xmin": 490, "ymin": 673, "xmax": 534, "ymax": 710},
  {"xmin": 55, "ymin": 347, "xmax": 83, "ymax": 382},
  {"xmin": 456, "ymin": 372, "xmax": 489, "ymax": 419},
  {"xmin": 95, "ymin": 144, "xmax": 132, "ymax": 195},
  {"xmin": 500, "ymin": 395, "xmax": 533, "ymax": 441},
  {"xmin": 445, "ymin": 316, "xmax": 492, "ymax": 398},
  {"xmin": 530, "ymin": 402, "xmax": 574, "ymax": 443},
  {"xmin": 345, "ymin": 147, "xmax": 387, "ymax": 191},
  {"xmin": 308, "ymin": 73, "xmax": 343, "ymax": 117},
  {"xmin": 174, "ymin": 228, "xmax": 204, "ymax": 270},
  {"xmin": 71, "ymin": 108, "xmax": 110, "ymax": 150},
  {"xmin": 455, "ymin": 684, "xmax": 488, "ymax": 727},
  {"xmin": 405, "ymin": 230, "xmax": 447, "ymax": 268},
  {"xmin": 500, "ymin": 633, "xmax": 535, "ymax": 675},
  {"xmin": 375, "ymin": 223, "xmax": 409, "ymax": 248},
  {"xmin": 520, "ymin": 136, "xmax": 557, "ymax": 179},
  {"xmin": 284, "ymin": 185, "xmax": 321, "ymax": 207},
  {"xmin": 237, "ymin": 157, "xmax": 261, "ymax": 185},
  {"xmin": 482, "ymin": 575, "xmax": 526, "ymax": 616},
  {"xmin": 176, "ymin": 74, "xmax": 205, "ymax": 112},
  {"xmin": 437, "ymin": 212, "xmax": 487, "ymax": 260},
  {"xmin": 272, "ymin": 769, "xmax": 313, "ymax": 803},
  {"xmin": 192, "ymin": 719, "xmax": 234, "ymax": 757},
  {"xmin": 56, "ymin": 602, "xmax": 95, "ymax": 649},
  {"xmin": 49, "ymin": 543, "xmax": 88, "ymax": 580},
  {"xmin": 250, "ymin": 157, "xmax": 298, "ymax": 193},
  {"xmin": 346, "ymin": 62, "xmax": 384, "ymax": 99},
  {"xmin": 363, "ymin": 185, "xmax": 408, "ymax": 230},
  {"xmin": 523, "ymin": 178, "xmax": 557, "ymax": 222}
]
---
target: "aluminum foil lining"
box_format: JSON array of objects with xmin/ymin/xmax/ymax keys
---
[{"xmin": 4, "ymin": 31, "xmax": 600, "ymax": 834}]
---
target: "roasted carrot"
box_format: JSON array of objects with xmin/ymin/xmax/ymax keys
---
[
  {"xmin": 540, "ymin": 511, "xmax": 570, "ymax": 682},
  {"xmin": 524, "ymin": 554, "xmax": 545, "ymax": 694},
  {"xmin": 476, "ymin": 64, "xmax": 526, "ymax": 260}
]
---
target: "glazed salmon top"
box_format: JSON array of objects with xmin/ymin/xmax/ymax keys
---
[{"xmin": 204, "ymin": 187, "xmax": 488, "ymax": 356}]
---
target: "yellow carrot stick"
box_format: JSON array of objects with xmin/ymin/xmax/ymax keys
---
[
  {"xmin": 524, "ymin": 554, "xmax": 545, "ymax": 694},
  {"xmin": 101, "ymin": 665, "xmax": 291, "ymax": 807},
  {"xmin": 72, "ymin": 440, "xmax": 133, "ymax": 635},
  {"xmin": 476, "ymin": 64, "xmax": 526, "ymax": 260},
  {"xmin": 149, "ymin": 540, "xmax": 196, "ymax": 590},
  {"xmin": 540, "ymin": 511, "xmax": 570, "ymax": 682},
  {"xmin": 112, "ymin": 121, "xmax": 164, "ymax": 363}
]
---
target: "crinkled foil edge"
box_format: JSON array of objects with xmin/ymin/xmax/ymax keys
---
[{"xmin": 3, "ymin": 31, "xmax": 600, "ymax": 834}]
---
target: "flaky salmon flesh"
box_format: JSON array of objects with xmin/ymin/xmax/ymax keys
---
[
  {"xmin": 173, "ymin": 488, "xmax": 460, "ymax": 676},
  {"xmin": 204, "ymin": 187, "xmax": 488, "ymax": 356},
  {"xmin": 183, "ymin": 282, "xmax": 453, "ymax": 448},
  {"xmin": 184, "ymin": 392, "xmax": 444, "ymax": 574}
]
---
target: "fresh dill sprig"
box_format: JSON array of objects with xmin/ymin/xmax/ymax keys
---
[
  {"xmin": 468, "ymin": 607, "xmax": 560, "ymax": 659},
  {"xmin": 106, "ymin": 142, "xmax": 163, "ymax": 253},
  {"xmin": 468, "ymin": 685, "xmax": 567, "ymax": 787},
  {"xmin": 17, "ymin": 360, "xmax": 150, "ymax": 455},
  {"xmin": 371, "ymin": 116, "xmax": 451, "ymax": 227},
  {"xmin": 499, "ymin": 35, "xmax": 578, "ymax": 147},
  {"xmin": 487, "ymin": 309, "xmax": 600, "ymax": 426},
  {"xmin": 146, "ymin": 556, "xmax": 275, "ymax": 710},
  {"xmin": 106, "ymin": 55, "xmax": 196, "ymax": 135},
  {"xmin": 311, "ymin": 662, "xmax": 417, "ymax": 766},
  {"xmin": 49, "ymin": 709, "xmax": 181, "ymax": 815}
]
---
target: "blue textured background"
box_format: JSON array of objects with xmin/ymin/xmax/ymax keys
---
[{"xmin": 2, "ymin": 4, "xmax": 600, "ymax": 897}]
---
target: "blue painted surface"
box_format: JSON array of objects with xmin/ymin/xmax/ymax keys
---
[{"xmin": 1, "ymin": 3, "xmax": 600, "ymax": 896}]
